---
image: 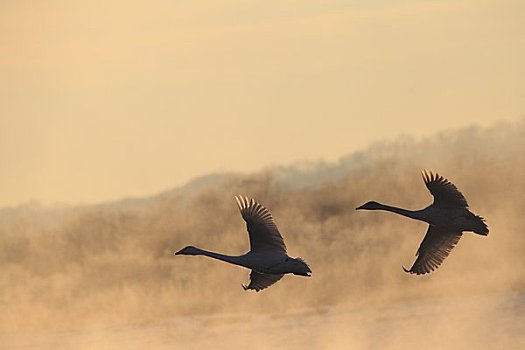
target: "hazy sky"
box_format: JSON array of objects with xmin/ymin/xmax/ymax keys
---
[{"xmin": 1, "ymin": 0, "xmax": 524, "ymax": 207}]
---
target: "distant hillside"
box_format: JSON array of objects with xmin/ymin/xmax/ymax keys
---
[{"xmin": 1, "ymin": 119, "xmax": 524, "ymax": 331}]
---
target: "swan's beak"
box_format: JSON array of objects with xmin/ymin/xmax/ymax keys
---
[{"xmin": 305, "ymin": 265, "xmax": 312, "ymax": 277}]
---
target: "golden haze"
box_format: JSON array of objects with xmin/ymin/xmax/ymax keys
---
[{"xmin": 0, "ymin": 121, "xmax": 524, "ymax": 348}]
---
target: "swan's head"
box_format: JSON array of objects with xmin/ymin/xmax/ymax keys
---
[
  {"xmin": 288, "ymin": 257, "xmax": 312, "ymax": 277},
  {"xmin": 174, "ymin": 246, "xmax": 200, "ymax": 255},
  {"xmin": 355, "ymin": 201, "xmax": 382, "ymax": 210}
]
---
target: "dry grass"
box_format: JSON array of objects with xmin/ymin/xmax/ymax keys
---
[{"xmin": 0, "ymin": 120, "xmax": 524, "ymax": 333}]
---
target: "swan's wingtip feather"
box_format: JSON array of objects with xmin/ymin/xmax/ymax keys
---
[
  {"xmin": 234, "ymin": 195, "xmax": 244, "ymax": 210},
  {"xmin": 421, "ymin": 169, "xmax": 432, "ymax": 183}
]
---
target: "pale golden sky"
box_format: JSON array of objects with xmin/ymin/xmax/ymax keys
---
[{"xmin": 1, "ymin": 0, "xmax": 524, "ymax": 207}]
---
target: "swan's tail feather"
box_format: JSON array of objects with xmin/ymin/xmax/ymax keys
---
[{"xmin": 473, "ymin": 215, "xmax": 489, "ymax": 236}]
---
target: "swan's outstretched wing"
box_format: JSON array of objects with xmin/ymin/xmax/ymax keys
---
[
  {"xmin": 235, "ymin": 196, "xmax": 287, "ymax": 254},
  {"xmin": 403, "ymin": 225, "xmax": 462, "ymax": 275},
  {"xmin": 242, "ymin": 271, "xmax": 284, "ymax": 292},
  {"xmin": 422, "ymin": 170, "xmax": 469, "ymax": 208}
]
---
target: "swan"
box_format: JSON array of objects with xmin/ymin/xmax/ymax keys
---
[
  {"xmin": 175, "ymin": 195, "xmax": 311, "ymax": 291},
  {"xmin": 356, "ymin": 170, "xmax": 488, "ymax": 275}
]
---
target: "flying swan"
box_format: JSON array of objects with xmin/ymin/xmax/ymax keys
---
[
  {"xmin": 175, "ymin": 196, "xmax": 311, "ymax": 291},
  {"xmin": 356, "ymin": 170, "xmax": 488, "ymax": 275}
]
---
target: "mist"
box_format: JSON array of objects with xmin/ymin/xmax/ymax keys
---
[{"xmin": 1, "ymin": 120, "xmax": 524, "ymax": 349}]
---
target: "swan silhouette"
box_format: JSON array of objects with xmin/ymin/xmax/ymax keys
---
[
  {"xmin": 175, "ymin": 195, "xmax": 311, "ymax": 291},
  {"xmin": 356, "ymin": 170, "xmax": 488, "ymax": 275}
]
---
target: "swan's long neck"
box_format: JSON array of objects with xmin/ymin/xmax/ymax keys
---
[
  {"xmin": 191, "ymin": 247, "xmax": 246, "ymax": 267},
  {"xmin": 373, "ymin": 203, "xmax": 426, "ymax": 222}
]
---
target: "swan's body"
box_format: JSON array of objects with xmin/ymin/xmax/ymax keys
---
[
  {"xmin": 356, "ymin": 171, "xmax": 488, "ymax": 275},
  {"xmin": 175, "ymin": 196, "xmax": 311, "ymax": 291}
]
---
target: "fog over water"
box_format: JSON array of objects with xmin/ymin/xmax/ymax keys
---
[{"xmin": 1, "ymin": 120, "xmax": 524, "ymax": 349}]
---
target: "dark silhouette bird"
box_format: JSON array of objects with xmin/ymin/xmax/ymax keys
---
[
  {"xmin": 356, "ymin": 170, "xmax": 488, "ymax": 275},
  {"xmin": 175, "ymin": 196, "xmax": 311, "ymax": 291}
]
